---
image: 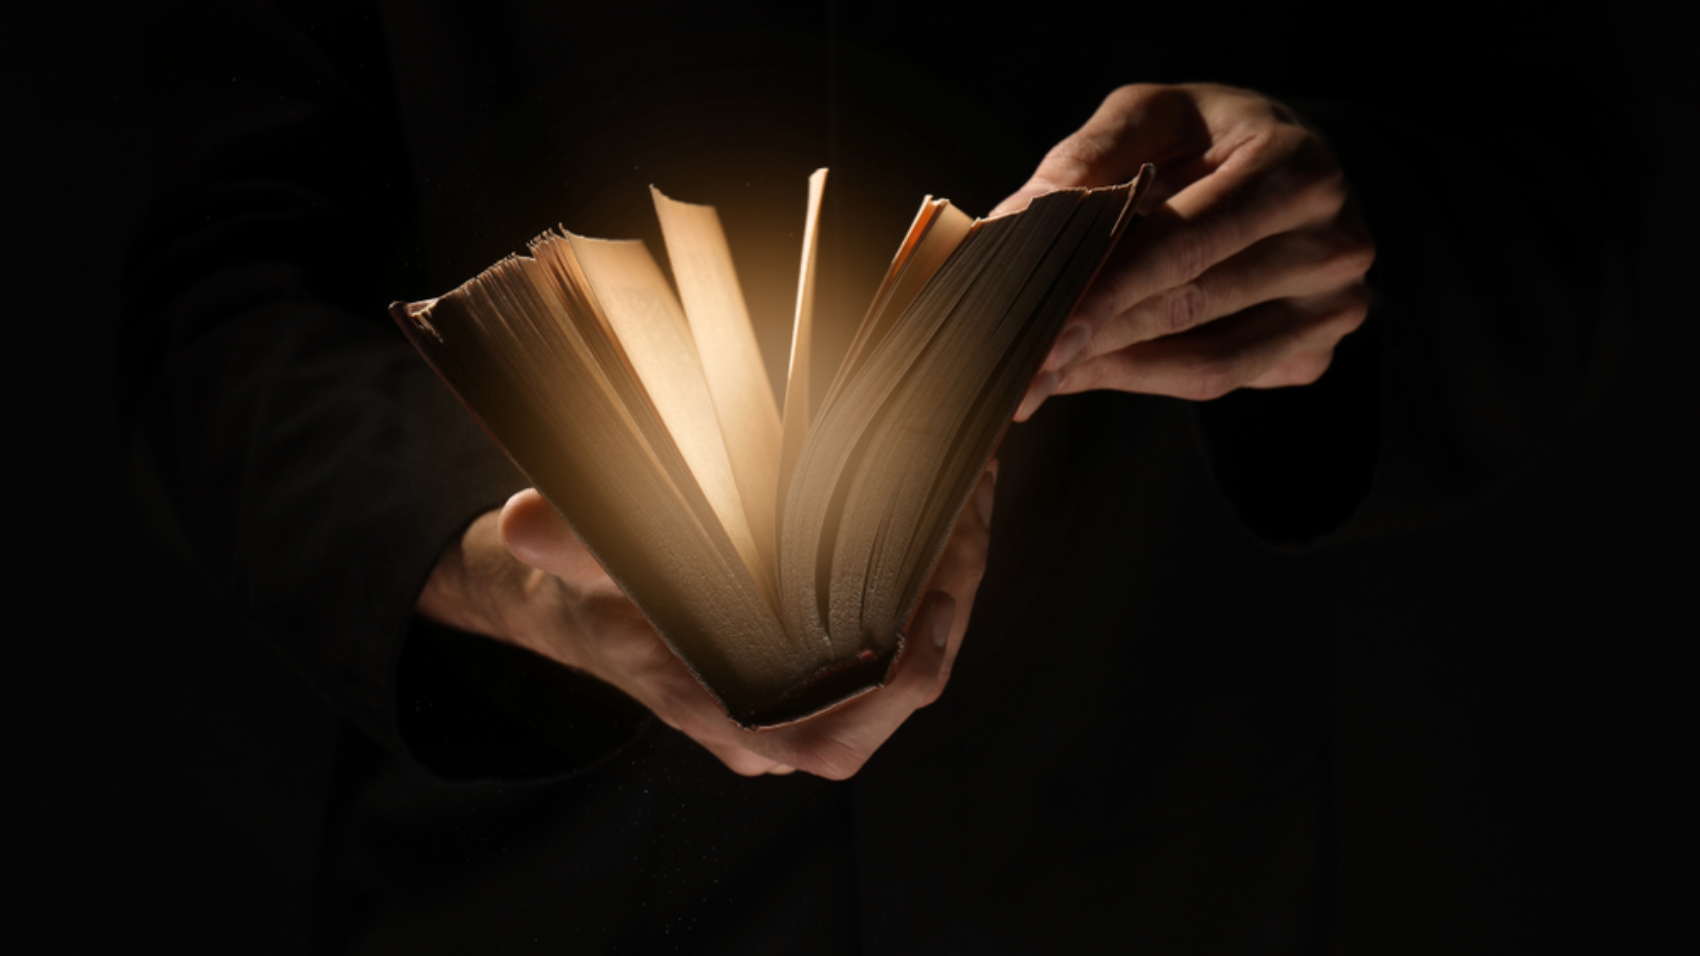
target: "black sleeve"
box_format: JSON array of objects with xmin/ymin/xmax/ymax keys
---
[
  {"xmin": 1189, "ymin": 7, "xmax": 1642, "ymax": 548},
  {"xmin": 121, "ymin": 0, "xmax": 648, "ymax": 781}
]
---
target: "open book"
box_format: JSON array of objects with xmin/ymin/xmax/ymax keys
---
[{"xmin": 392, "ymin": 166, "xmax": 1152, "ymax": 727}]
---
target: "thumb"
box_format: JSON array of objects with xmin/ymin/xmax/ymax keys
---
[
  {"xmin": 988, "ymin": 182, "xmax": 1054, "ymax": 218},
  {"xmin": 498, "ymin": 488, "xmax": 607, "ymax": 582},
  {"xmin": 895, "ymin": 591, "xmax": 956, "ymax": 707},
  {"xmin": 997, "ymin": 84, "xmax": 1207, "ymax": 220}
]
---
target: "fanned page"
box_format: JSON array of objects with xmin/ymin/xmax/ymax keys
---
[
  {"xmin": 391, "ymin": 244, "xmax": 823, "ymax": 726},
  {"xmin": 827, "ymin": 198, "xmax": 974, "ymax": 409},
  {"xmin": 778, "ymin": 171, "xmax": 1152, "ymax": 658},
  {"xmin": 565, "ymin": 234, "xmax": 772, "ymax": 606},
  {"xmin": 651, "ymin": 188, "xmax": 783, "ymax": 586},
  {"xmin": 390, "ymin": 165, "xmax": 1150, "ymax": 728},
  {"xmin": 775, "ymin": 169, "xmax": 828, "ymax": 528}
]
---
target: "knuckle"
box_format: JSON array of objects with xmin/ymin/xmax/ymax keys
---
[
  {"xmin": 1334, "ymin": 308, "xmax": 1367, "ymax": 339},
  {"xmin": 1102, "ymin": 82, "xmax": 1171, "ymax": 119},
  {"xmin": 943, "ymin": 522, "xmax": 990, "ymax": 574},
  {"xmin": 1308, "ymin": 167, "xmax": 1349, "ymax": 216},
  {"xmin": 727, "ymin": 756, "xmax": 770, "ymax": 777},
  {"xmin": 1235, "ymin": 128, "xmax": 1283, "ymax": 167},
  {"xmin": 1268, "ymin": 98, "xmax": 1305, "ymax": 128},
  {"xmin": 1040, "ymin": 132, "xmax": 1114, "ymax": 185},
  {"xmin": 521, "ymin": 566, "xmax": 555, "ymax": 601},
  {"xmin": 601, "ymin": 596, "xmax": 647, "ymax": 632},
  {"xmin": 581, "ymin": 582, "xmax": 631, "ymax": 614},
  {"xmin": 936, "ymin": 540, "xmax": 971, "ymax": 582},
  {"xmin": 1156, "ymin": 281, "xmax": 1209, "ymax": 337},
  {"xmin": 806, "ymin": 740, "xmax": 867, "ymax": 782},
  {"xmin": 1240, "ymin": 124, "xmax": 1308, "ymax": 177},
  {"xmin": 931, "ymin": 660, "xmax": 955, "ymax": 696},
  {"xmin": 1290, "ymin": 127, "xmax": 1338, "ymax": 167},
  {"xmin": 1351, "ymin": 227, "xmax": 1378, "ymax": 269},
  {"xmin": 1038, "ymin": 141, "xmax": 1090, "ymax": 183},
  {"xmin": 1333, "ymin": 284, "xmax": 1371, "ymax": 333},
  {"xmin": 1289, "ymin": 352, "xmax": 1333, "ymax": 385},
  {"xmin": 1327, "ymin": 228, "xmax": 1377, "ymax": 278},
  {"xmin": 1056, "ymin": 358, "xmax": 1101, "ymax": 394},
  {"xmin": 1185, "ymin": 356, "xmax": 1240, "ymax": 401},
  {"xmin": 1100, "ymin": 84, "xmax": 1145, "ymax": 114},
  {"xmin": 1106, "ymin": 82, "xmax": 1156, "ymax": 103},
  {"xmin": 626, "ymin": 640, "xmax": 675, "ymax": 672},
  {"xmin": 1280, "ymin": 136, "xmax": 1346, "ymax": 209},
  {"xmin": 1162, "ymin": 226, "xmax": 1215, "ymax": 288}
]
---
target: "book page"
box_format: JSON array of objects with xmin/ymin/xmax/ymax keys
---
[
  {"xmin": 567, "ymin": 234, "xmax": 770, "ymax": 600},
  {"xmin": 651, "ymin": 187, "xmax": 783, "ymax": 577},
  {"xmin": 834, "ymin": 198, "xmax": 974, "ymax": 393},
  {"xmin": 398, "ymin": 257, "xmax": 809, "ymax": 722},
  {"xmin": 867, "ymin": 202, "xmax": 974, "ymax": 346},
  {"xmin": 775, "ymin": 168, "xmax": 828, "ymax": 527},
  {"xmin": 837, "ymin": 183, "xmax": 1142, "ymax": 646},
  {"xmin": 861, "ymin": 198, "xmax": 945, "ymax": 331},
  {"xmin": 774, "ymin": 176, "xmax": 1147, "ymax": 656}
]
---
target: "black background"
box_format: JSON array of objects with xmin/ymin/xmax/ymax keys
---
[{"xmin": 10, "ymin": 3, "xmax": 1693, "ymax": 951}]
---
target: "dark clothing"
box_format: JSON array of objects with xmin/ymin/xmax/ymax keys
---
[{"xmin": 123, "ymin": 1, "xmax": 1637, "ymax": 951}]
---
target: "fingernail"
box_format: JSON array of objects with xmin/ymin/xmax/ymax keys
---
[
  {"xmin": 932, "ymin": 596, "xmax": 954, "ymax": 650},
  {"xmin": 1016, "ymin": 370, "xmax": 1060, "ymax": 421},
  {"xmin": 1045, "ymin": 322, "xmax": 1091, "ymax": 371},
  {"xmin": 973, "ymin": 468, "xmax": 995, "ymax": 527}
]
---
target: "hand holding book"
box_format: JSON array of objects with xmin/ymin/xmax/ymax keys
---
[
  {"xmin": 1006, "ymin": 84, "xmax": 1374, "ymax": 420},
  {"xmin": 403, "ymin": 81, "xmax": 1372, "ymax": 775},
  {"xmin": 405, "ymin": 80, "xmax": 1376, "ymax": 774},
  {"xmin": 418, "ymin": 463, "xmax": 994, "ymax": 778}
]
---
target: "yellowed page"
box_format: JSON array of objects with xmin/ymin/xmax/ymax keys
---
[
  {"xmin": 776, "ymin": 168, "xmax": 828, "ymax": 516},
  {"xmin": 651, "ymin": 187, "xmax": 783, "ymax": 573},
  {"xmin": 848, "ymin": 200, "xmax": 973, "ymax": 385},
  {"xmin": 567, "ymin": 234, "xmax": 770, "ymax": 599},
  {"xmin": 861, "ymin": 198, "xmax": 945, "ymax": 329},
  {"xmin": 871, "ymin": 201, "xmax": 973, "ymax": 337}
]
